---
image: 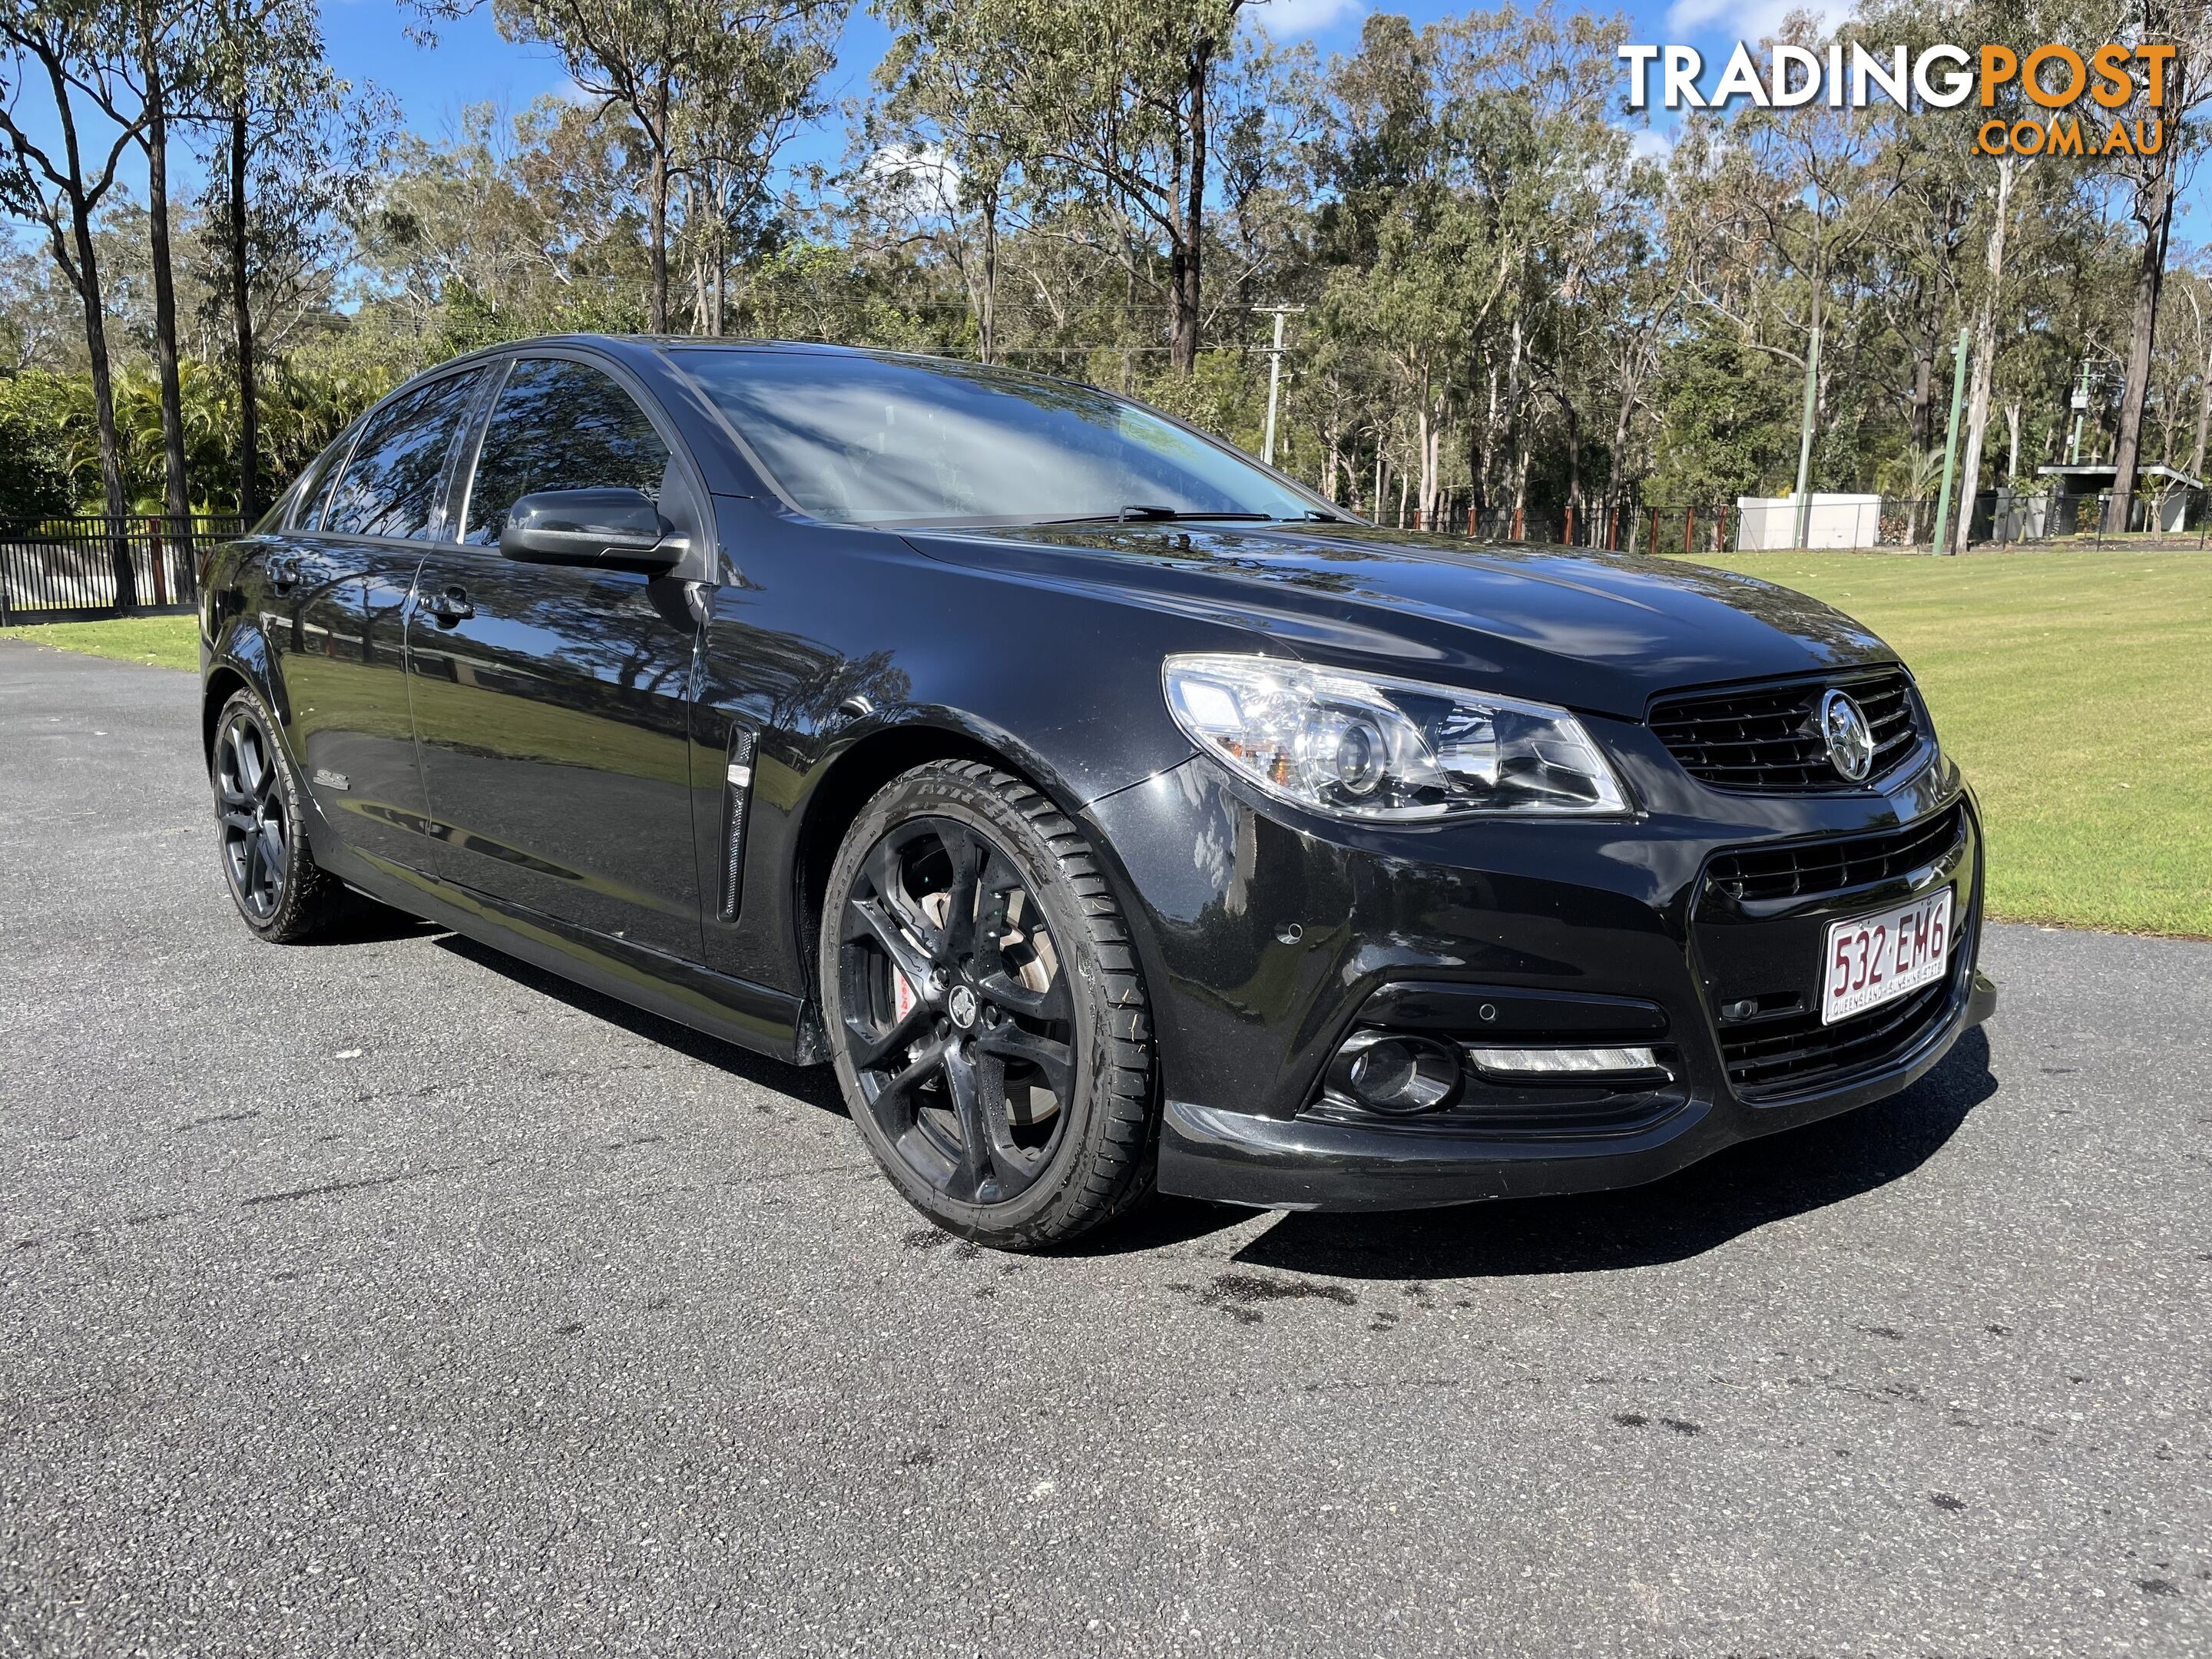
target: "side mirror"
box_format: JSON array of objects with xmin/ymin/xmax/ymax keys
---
[{"xmin": 499, "ymin": 488, "xmax": 680, "ymax": 572}]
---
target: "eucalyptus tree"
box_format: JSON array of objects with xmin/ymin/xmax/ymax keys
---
[
  {"xmin": 356, "ymin": 97, "xmax": 648, "ymax": 346},
  {"xmin": 192, "ymin": 0, "xmax": 370, "ymax": 518},
  {"xmin": 482, "ymin": 0, "xmax": 845, "ymax": 333},
  {"xmin": 1447, "ymin": 4, "xmax": 1648, "ymax": 540},
  {"xmin": 109, "ymin": 0, "xmax": 212, "ymax": 530},
  {"xmin": 0, "ymin": 0, "xmax": 144, "ymax": 601},
  {"xmin": 1677, "ymin": 34, "xmax": 1897, "ymax": 538},
  {"xmin": 676, "ymin": 15, "xmax": 837, "ymax": 334},
  {"xmin": 2101, "ymin": 0, "xmax": 2210, "ymax": 531},
  {"xmin": 869, "ymin": 0, "xmax": 1042, "ymax": 363},
  {"xmin": 885, "ymin": 0, "xmax": 1251, "ymax": 376}
]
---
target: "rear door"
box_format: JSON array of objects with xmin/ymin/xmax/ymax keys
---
[
  {"xmin": 406, "ymin": 353, "xmax": 707, "ymax": 960},
  {"xmin": 273, "ymin": 368, "xmax": 485, "ymax": 876}
]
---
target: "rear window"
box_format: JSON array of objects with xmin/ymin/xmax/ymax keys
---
[
  {"xmin": 322, "ymin": 372, "xmax": 484, "ymax": 540},
  {"xmin": 290, "ymin": 428, "xmax": 359, "ymax": 531}
]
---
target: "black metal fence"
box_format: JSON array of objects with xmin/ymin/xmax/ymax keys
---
[{"xmin": 0, "ymin": 515, "xmax": 243, "ymax": 624}]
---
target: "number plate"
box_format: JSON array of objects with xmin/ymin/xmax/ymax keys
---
[{"xmin": 1822, "ymin": 887, "xmax": 1952, "ymax": 1025}]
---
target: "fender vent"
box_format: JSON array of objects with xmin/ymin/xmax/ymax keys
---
[{"xmin": 720, "ymin": 727, "xmax": 757, "ymax": 921}]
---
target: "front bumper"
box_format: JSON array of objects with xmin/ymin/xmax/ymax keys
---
[
  {"xmin": 1081, "ymin": 735, "xmax": 1995, "ymax": 1214},
  {"xmin": 1159, "ymin": 969, "xmax": 1995, "ymax": 1210}
]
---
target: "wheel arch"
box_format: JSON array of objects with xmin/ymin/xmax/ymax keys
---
[
  {"xmin": 790, "ymin": 720, "xmax": 1059, "ymax": 984},
  {"xmin": 201, "ymin": 662, "xmax": 251, "ymax": 770}
]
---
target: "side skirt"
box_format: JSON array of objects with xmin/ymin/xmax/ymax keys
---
[{"xmin": 333, "ymin": 844, "xmax": 813, "ymax": 1066}]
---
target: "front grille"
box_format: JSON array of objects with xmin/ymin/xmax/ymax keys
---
[
  {"xmin": 1720, "ymin": 955, "xmax": 1962, "ymax": 1099},
  {"xmin": 1651, "ymin": 668, "xmax": 1922, "ymax": 792},
  {"xmin": 1707, "ymin": 805, "xmax": 1965, "ymax": 905}
]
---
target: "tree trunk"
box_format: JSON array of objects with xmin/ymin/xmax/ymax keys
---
[
  {"xmin": 1119, "ymin": 239, "xmax": 1135, "ymax": 392},
  {"xmin": 71, "ymin": 198, "xmax": 133, "ymax": 608},
  {"xmin": 1469, "ymin": 359, "xmax": 1496, "ymax": 516},
  {"xmin": 1501, "ymin": 319, "xmax": 1525, "ymax": 521},
  {"xmin": 1906, "ymin": 302, "xmax": 1934, "ymax": 453},
  {"xmin": 1604, "ymin": 354, "xmax": 1642, "ymax": 551},
  {"xmin": 43, "ymin": 68, "xmax": 134, "ymax": 608},
  {"xmin": 1414, "ymin": 369, "xmax": 1439, "ymax": 523},
  {"xmin": 2191, "ymin": 339, "xmax": 2212, "ymax": 480},
  {"xmin": 647, "ymin": 78, "xmax": 671, "ymax": 333},
  {"xmin": 1559, "ymin": 394, "xmax": 1582, "ymax": 542},
  {"xmin": 2109, "ymin": 103, "xmax": 2182, "ymax": 534},
  {"xmin": 1952, "ymin": 157, "xmax": 2014, "ymax": 555},
  {"xmin": 141, "ymin": 33, "xmax": 190, "ymax": 534},
  {"xmin": 230, "ymin": 109, "xmax": 260, "ymax": 522},
  {"xmin": 1169, "ymin": 40, "xmax": 1208, "ymax": 376},
  {"xmin": 980, "ymin": 185, "xmax": 998, "ymax": 366}
]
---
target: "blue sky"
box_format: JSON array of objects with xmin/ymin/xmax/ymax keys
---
[{"xmin": 330, "ymin": 0, "xmax": 1739, "ymax": 170}]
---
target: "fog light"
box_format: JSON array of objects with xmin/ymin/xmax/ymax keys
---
[
  {"xmin": 1339, "ymin": 1032, "xmax": 1462, "ymax": 1115},
  {"xmin": 1466, "ymin": 1045, "xmax": 1665, "ymax": 1081}
]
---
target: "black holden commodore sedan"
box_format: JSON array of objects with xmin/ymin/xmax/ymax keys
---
[{"xmin": 200, "ymin": 335, "xmax": 1995, "ymax": 1247}]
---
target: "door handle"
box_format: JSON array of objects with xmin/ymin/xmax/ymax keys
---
[{"xmin": 419, "ymin": 587, "xmax": 473, "ymax": 626}]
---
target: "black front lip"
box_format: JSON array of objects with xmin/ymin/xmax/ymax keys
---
[
  {"xmin": 1157, "ymin": 967, "xmax": 1995, "ymax": 1213},
  {"xmin": 1082, "ymin": 750, "xmax": 1992, "ymax": 1214}
]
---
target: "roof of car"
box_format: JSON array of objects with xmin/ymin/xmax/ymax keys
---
[
  {"xmin": 457, "ymin": 334, "xmax": 965, "ymax": 365},
  {"xmin": 408, "ymin": 335, "xmax": 1065, "ymax": 397}
]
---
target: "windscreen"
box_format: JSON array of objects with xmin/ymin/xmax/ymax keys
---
[{"xmin": 675, "ymin": 349, "xmax": 1323, "ymax": 528}]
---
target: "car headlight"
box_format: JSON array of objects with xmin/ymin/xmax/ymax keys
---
[{"xmin": 1161, "ymin": 654, "xmax": 1629, "ymax": 821}]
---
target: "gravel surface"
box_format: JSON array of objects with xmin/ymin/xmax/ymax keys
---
[{"xmin": 3, "ymin": 637, "xmax": 2208, "ymax": 1657}]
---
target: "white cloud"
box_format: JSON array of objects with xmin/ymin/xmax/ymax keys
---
[
  {"xmin": 1663, "ymin": 0, "xmax": 1833, "ymax": 41},
  {"xmin": 1247, "ymin": 0, "xmax": 1365, "ymax": 39},
  {"xmin": 1629, "ymin": 127, "xmax": 1675, "ymax": 163},
  {"xmin": 860, "ymin": 143, "xmax": 963, "ymax": 219}
]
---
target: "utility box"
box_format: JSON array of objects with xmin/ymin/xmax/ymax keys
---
[{"xmin": 1734, "ymin": 493, "xmax": 1883, "ymax": 550}]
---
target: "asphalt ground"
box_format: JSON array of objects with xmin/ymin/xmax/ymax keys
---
[{"xmin": 2, "ymin": 637, "xmax": 2208, "ymax": 1658}]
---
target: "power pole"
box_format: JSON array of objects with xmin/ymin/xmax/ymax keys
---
[
  {"xmin": 1931, "ymin": 326, "xmax": 1972, "ymax": 556},
  {"xmin": 1790, "ymin": 320, "xmax": 1823, "ymax": 548},
  {"xmin": 1254, "ymin": 304, "xmax": 1304, "ymax": 467}
]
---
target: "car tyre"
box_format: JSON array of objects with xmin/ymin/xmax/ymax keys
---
[
  {"xmin": 821, "ymin": 759, "xmax": 1156, "ymax": 1250},
  {"xmin": 211, "ymin": 686, "xmax": 350, "ymax": 942}
]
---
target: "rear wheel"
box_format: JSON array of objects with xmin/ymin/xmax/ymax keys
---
[
  {"xmin": 820, "ymin": 760, "xmax": 1156, "ymax": 1250},
  {"xmin": 212, "ymin": 687, "xmax": 349, "ymax": 942}
]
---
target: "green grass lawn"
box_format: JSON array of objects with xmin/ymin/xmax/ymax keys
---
[
  {"xmin": 1677, "ymin": 548, "xmax": 2212, "ymax": 939},
  {"xmin": 10, "ymin": 550, "xmax": 2209, "ymax": 939},
  {"xmin": 1, "ymin": 614, "xmax": 200, "ymax": 672}
]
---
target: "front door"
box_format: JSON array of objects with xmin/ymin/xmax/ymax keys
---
[{"xmin": 406, "ymin": 354, "xmax": 705, "ymax": 961}]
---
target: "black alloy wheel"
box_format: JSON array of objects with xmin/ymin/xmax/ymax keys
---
[
  {"xmin": 216, "ymin": 704, "xmax": 290, "ymax": 923},
  {"xmin": 823, "ymin": 760, "xmax": 1155, "ymax": 1247},
  {"xmin": 210, "ymin": 687, "xmax": 347, "ymax": 942},
  {"xmin": 839, "ymin": 813, "xmax": 1077, "ymax": 1204}
]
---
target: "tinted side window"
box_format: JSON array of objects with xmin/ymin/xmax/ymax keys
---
[
  {"xmin": 462, "ymin": 359, "xmax": 671, "ymax": 546},
  {"xmin": 291, "ymin": 427, "xmax": 359, "ymax": 531},
  {"xmin": 323, "ymin": 372, "xmax": 482, "ymax": 540}
]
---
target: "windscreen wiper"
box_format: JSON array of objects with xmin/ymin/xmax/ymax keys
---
[{"xmin": 1032, "ymin": 505, "xmax": 1282, "ymax": 526}]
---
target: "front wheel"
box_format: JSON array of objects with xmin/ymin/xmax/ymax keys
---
[{"xmin": 820, "ymin": 760, "xmax": 1156, "ymax": 1250}]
